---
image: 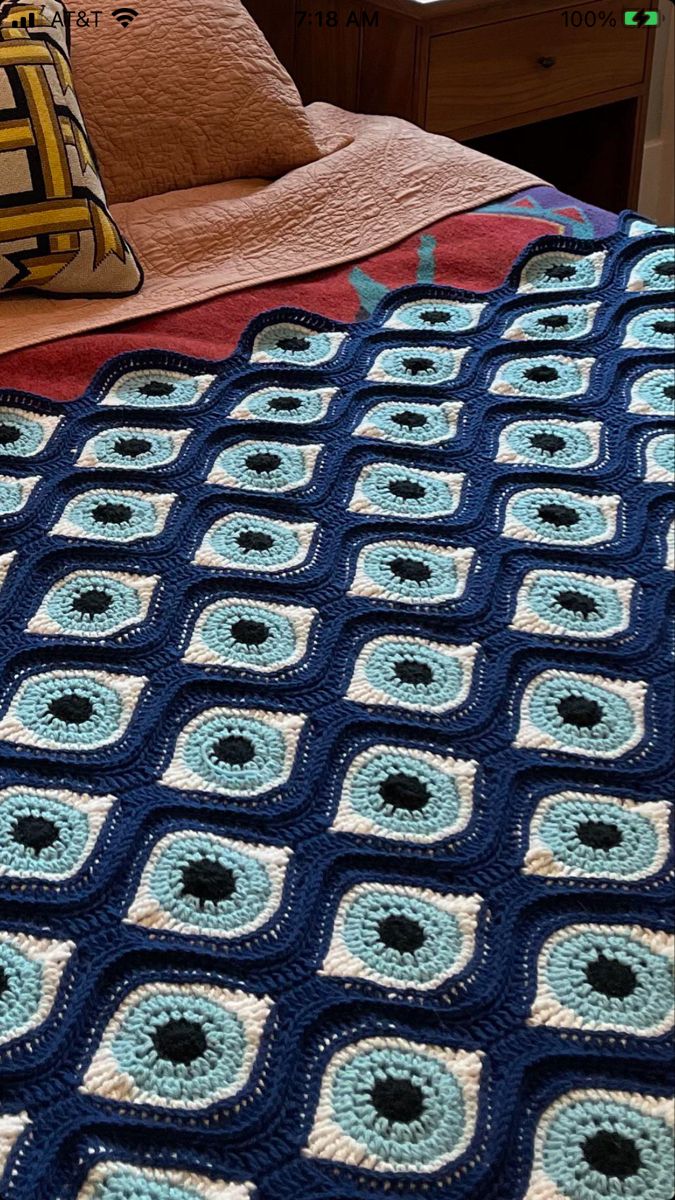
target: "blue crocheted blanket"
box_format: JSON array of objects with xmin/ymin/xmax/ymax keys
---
[{"xmin": 0, "ymin": 212, "xmax": 673, "ymax": 1200}]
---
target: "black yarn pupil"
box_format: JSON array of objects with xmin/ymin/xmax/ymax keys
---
[
  {"xmin": 379, "ymin": 914, "xmax": 426, "ymax": 954},
  {"xmin": 653, "ymin": 261, "xmax": 675, "ymax": 277},
  {"xmin": 237, "ymin": 530, "xmax": 273, "ymax": 552},
  {"xmin": 380, "ymin": 772, "xmax": 429, "ymax": 812},
  {"xmin": 247, "ymin": 452, "xmax": 281, "ymax": 474},
  {"xmin": 583, "ymin": 1131, "xmax": 641, "ymax": 1179},
  {"xmin": 389, "ymin": 478, "xmax": 426, "ymax": 500},
  {"xmin": 49, "ymin": 693, "xmax": 93, "ymax": 725},
  {"xmin": 420, "ymin": 310, "xmax": 449, "ymax": 325},
  {"xmin": 585, "ymin": 953, "xmax": 637, "ymax": 999},
  {"xmin": 392, "ymin": 410, "xmax": 427, "ymax": 429},
  {"xmin": 92, "ymin": 502, "xmax": 132, "ymax": 525},
  {"xmin": 152, "ymin": 1018, "xmax": 207, "ymax": 1065},
  {"xmin": 231, "ymin": 619, "xmax": 269, "ymax": 646},
  {"xmin": 653, "ymin": 319, "xmax": 675, "ymax": 334},
  {"xmin": 531, "ymin": 432, "xmax": 566, "ymax": 454},
  {"xmin": 269, "ymin": 396, "xmax": 301, "ymax": 411},
  {"xmin": 665, "ymin": 385, "xmax": 675, "ymax": 400},
  {"xmin": 12, "ymin": 814, "xmax": 59, "ymax": 853},
  {"xmin": 212, "ymin": 735, "xmax": 255, "ymax": 765},
  {"xmin": 371, "ymin": 1077, "xmax": 425, "ymax": 1123},
  {"xmin": 577, "ymin": 820, "xmax": 622, "ymax": 850},
  {"xmin": 546, "ymin": 264, "xmax": 576, "ymax": 281},
  {"xmin": 182, "ymin": 858, "xmax": 236, "ymax": 906},
  {"xmin": 394, "ymin": 659, "xmax": 433, "ymax": 686},
  {"xmin": 0, "ymin": 423, "xmax": 21, "ymax": 446},
  {"xmin": 525, "ymin": 365, "xmax": 559, "ymax": 383},
  {"xmin": 556, "ymin": 590, "xmax": 598, "ymax": 618},
  {"xmin": 277, "ymin": 336, "xmax": 310, "ymax": 352},
  {"xmin": 539, "ymin": 314, "xmax": 569, "ymax": 329},
  {"xmin": 114, "ymin": 437, "xmax": 152, "ymax": 458},
  {"xmin": 139, "ymin": 381, "xmax": 174, "ymax": 397},
  {"xmin": 538, "ymin": 502, "xmax": 579, "ymax": 528},
  {"xmin": 558, "ymin": 695, "xmax": 602, "ymax": 728},
  {"xmin": 73, "ymin": 588, "xmax": 112, "ymax": 616},
  {"xmin": 0, "ymin": 967, "xmax": 7, "ymax": 996},
  {"xmin": 403, "ymin": 357, "xmax": 434, "ymax": 375},
  {"xmin": 390, "ymin": 557, "xmax": 432, "ymax": 583}
]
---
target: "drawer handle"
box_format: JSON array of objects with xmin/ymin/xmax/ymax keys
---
[{"xmin": 537, "ymin": 55, "xmax": 557, "ymax": 68}]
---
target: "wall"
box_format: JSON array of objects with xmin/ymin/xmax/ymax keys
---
[{"xmin": 639, "ymin": 0, "xmax": 674, "ymax": 222}]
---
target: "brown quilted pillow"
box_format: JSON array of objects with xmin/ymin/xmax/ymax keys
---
[
  {"xmin": 0, "ymin": 0, "xmax": 141, "ymax": 296},
  {"xmin": 71, "ymin": 0, "xmax": 345, "ymax": 205}
]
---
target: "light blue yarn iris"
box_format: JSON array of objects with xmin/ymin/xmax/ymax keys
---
[
  {"xmin": 253, "ymin": 324, "xmax": 338, "ymax": 366},
  {"xmin": 208, "ymin": 514, "xmax": 306, "ymax": 571},
  {"xmin": 510, "ymin": 303, "xmax": 598, "ymax": 340},
  {"xmin": 631, "ymin": 368, "xmax": 675, "ymax": 414},
  {"xmin": 87, "ymin": 1168, "xmax": 205, "ymax": 1200},
  {"xmin": 90, "ymin": 429, "xmax": 178, "ymax": 469},
  {"xmin": 0, "ymin": 478, "xmax": 23, "ymax": 514},
  {"xmin": 199, "ymin": 601, "xmax": 298, "ymax": 670},
  {"xmin": 629, "ymin": 248, "xmax": 675, "ymax": 291},
  {"xmin": 372, "ymin": 345, "xmax": 464, "ymax": 385},
  {"xmin": 112, "ymin": 372, "xmax": 206, "ymax": 408},
  {"xmin": 363, "ymin": 639, "xmax": 464, "ymax": 708},
  {"xmin": 0, "ymin": 412, "xmax": 45, "ymax": 457},
  {"xmin": 525, "ymin": 572, "xmax": 625, "ymax": 635},
  {"xmin": 536, "ymin": 796, "xmax": 661, "ymax": 878},
  {"xmin": 503, "ymin": 421, "xmax": 596, "ymax": 467},
  {"xmin": 111, "ymin": 990, "xmax": 246, "ymax": 1103},
  {"xmin": 361, "ymin": 463, "xmax": 458, "ymax": 518},
  {"xmin": 541, "ymin": 1096, "xmax": 675, "ymax": 1199},
  {"xmin": 390, "ymin": 300, "xmax": 479, "ymax": 332},
  {"xmin": 67, "ymin": 491, "xmax": 160, "ymax": 541},
  {"xmin": 148, "ymin": 833, "xmax": 273, "ymax": 935},
  {"xmin": 528, "ymin": 674, "xmax": 637, "ymax": 755},
  {"xmin": 331, "ymin": 1044, "xmax": 465, "ymax": 1169},
  {"xmin": 361, "ymin": 542, "xmax": 459, "ymax": 602},
  {"xmin": 213, "ymin": 442, "xmax": 312, "ymax": 492},
  {"xmin": 497, "ymin": 355, "xmax": 590, "ymax": 398},
  {"xmin": 346, "ymin": 748, "xmax": 463, "ymax": 839},
  {"xmin": 519, "ymin": 251, "xmax": 603, "ymax": 291},
  {"xmin": 237, "ymin": 387, "xmax": 327, "ymax": 423},
  {"xmin": 510, "ymin": 490, "xmax": 609, "ymax": 543},
  {"xmin": 361, "ymin": 401, "xmax": 454, "ymax": 444},
  {"xmin": 649, "ymin": 433, "xmax": 675, "ymax": 477},
  {"xmin": 0, "ymin": 940, "xmax": 43, "ymax": 1040},
  {"xmin": 181, "ymin": 712, "xmax": 287, "ymax": 794},
  {"xmin": 0, "ymin": 791, "xmax": 91, "ymax": 877},
  {"xmin": 341, "ymin": 888, "xmax": 463, "ymax": 985},
  {"xmin": 625, "ymin": 308, "xmax": 675, "ymax": 350},
  {"xmin": 15, "ymin": 672, "xmax": 124, "ymax": 748},
  {"xmin": 43, "ymin": 573, "xmax": 143, "ymax": 636}
]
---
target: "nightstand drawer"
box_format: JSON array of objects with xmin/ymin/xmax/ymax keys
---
[{"xmin": 426, "ymin": 4, "xmax": 649, "ymax": 135}]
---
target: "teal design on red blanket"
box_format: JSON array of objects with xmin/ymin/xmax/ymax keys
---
[{"xmin": 0, "ymin": 212, "xmax": 672, "ymax": 1200}]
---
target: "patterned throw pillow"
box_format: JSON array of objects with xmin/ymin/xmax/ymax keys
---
[{"xmin": 0, "ymin": 0, "xmax": 141, "ymax": 295}]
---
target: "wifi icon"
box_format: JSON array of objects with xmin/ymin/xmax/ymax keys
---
[{"xmin": 112, "ymin": 7, "xmax": 138, "ymax": 27}]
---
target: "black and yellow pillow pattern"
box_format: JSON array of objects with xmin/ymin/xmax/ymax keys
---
[{"xmin": 0, "ymin": 0, "xmax": 141, "ymax": 295}]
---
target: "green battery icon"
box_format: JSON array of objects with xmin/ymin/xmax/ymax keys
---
[{"xmin": 624, "ymin": 10, "xmax": 660, "ymax": 25}]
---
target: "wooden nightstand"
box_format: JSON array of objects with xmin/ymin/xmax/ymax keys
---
[{"xmin": 244, "ymin": 0, "xmax": 656, "ymax": 211}]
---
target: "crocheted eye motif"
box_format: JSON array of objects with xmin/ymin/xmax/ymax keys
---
[
  {"xmin": 384, "ymin": 298, "xmax": 486, "ymax": 331},
  {"xmin": 228, "ymin": 385, "xmax": 337, "ymax": 424},
  {"xmin": 333, "ymin": 744, "xmax": 477, "ymax": 845},
  {"xmin": 193, "ymin": 512, "xmax": 318, "ymax": 574},
  {"xmin": 529, "ymin": 923, "xmax": 674, "ymax": 1036},
  {"xmin": 321, "ymin": 883, "xmax": 481, "ymax": 991},
  {"xmin": 251, "ymin": 322, "xmax": 347, "ymax": 366},
  {"xmin": 161, "ymin": 707, "xmax": 305, "ymax": 798},
  {"xmin": 497, "ymin": 419, "xmax": 601, "ymax": 469},
  {"xmin": 523, "ymin": 791, "xmax": 671, "ymax": 882},
  {"xmin": 629, "ymin": 367, "xmax": 675, "ymax": 415},
  {"xmin": 502, "ymin": 302, "xmax": 600, "ymax": 341},
  {"xmin": 0, "ymin": 930, "xmax": 73, "ymax": 1045},
  {"xmin": 76, "ymin": 1163, "xmax": 255, "ymax": 1200},
  {"xmin": 50, "ymin": 488, "xmax": 176, "ymax": 543},
  {"xmin": 208, "ymin": 440, "xmax": 321, "ymax": 493},
  {"xmin": 76, "ymin": 426, "xmax": 190, "ymax": 470},
  {"xmin": 518, "ymin": 249, "xmax": 606, "ymax": 292},
  {"xmin": 349, "ymin": 539, "xmax": 475, "ymax": 605},
  {"xmin": 511, "ymin": 569, "xmax": 635, "ymax": 639},
  {"xmin": 626, "ymin": 247, "xmax": 675, "ymax": 292},
  {"xmin": 125, "ymin": 829, "xmax": 292, "ymax": 941},
  {"xmin": 349, "ymin": 461, "xmax": 464, "ymax": 520},
  {"xmin": 0, "ymin": 473, "xmax": 40, "ymax": 516},
  {"xmin": 0, "ymin": 407, "xmax": 60, "ymax": 458},
  {"xmin": 644, "ymin": 433, "xmax": 675, "ymax": 484},
  {"xmin": 622, "ymin": 306, "xmax": 675, "ymax": 350},
  {"xmin": 515, "ymin": 669, "xmax": 647, "ymax": 759},
  {"xmin": 490, "ymin": 354, "xmax": 594, "ymax": 399},
  {"xmin": 367, "ymin": 344, "xmax": 469, "ymax": 385},
  {"xmin": 304, "ymin": 1037, "xmax": 483, "ymax": 1173},
  {"xmin": 183, "ymin": 597, "xmax": 316, "ymax": 674},
  {"xmin": 27, "ymin": 570, "xmax": 158, "ymax": 639},
  {"xmin": 353, "ymin": 400, "xmax": 461, "ymax": 445},
  {"xmin": 503, "ymin": 488, "xmax": 620, "ymax": 546},
  {"xmin": 525, "ymin": 1089, "xmax": 674, "ymax": 1200},
  {"xmin": 0, "ymin": 786, "xmax": 114, "ymax": 883},
  {"xmin": 346, "ymin": 636, "xmax": 478, "ymax": 714},
  {"xmin": 0, "ymin": 669, "xmax": 146, "ymax": 752},
  {"xmin": 100, "ymin": 369, "xmax": 215, "ymax": 408},
  {"xmin": 80, "ymin": 982, "xmax": 273, "ymax": 1111}
]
